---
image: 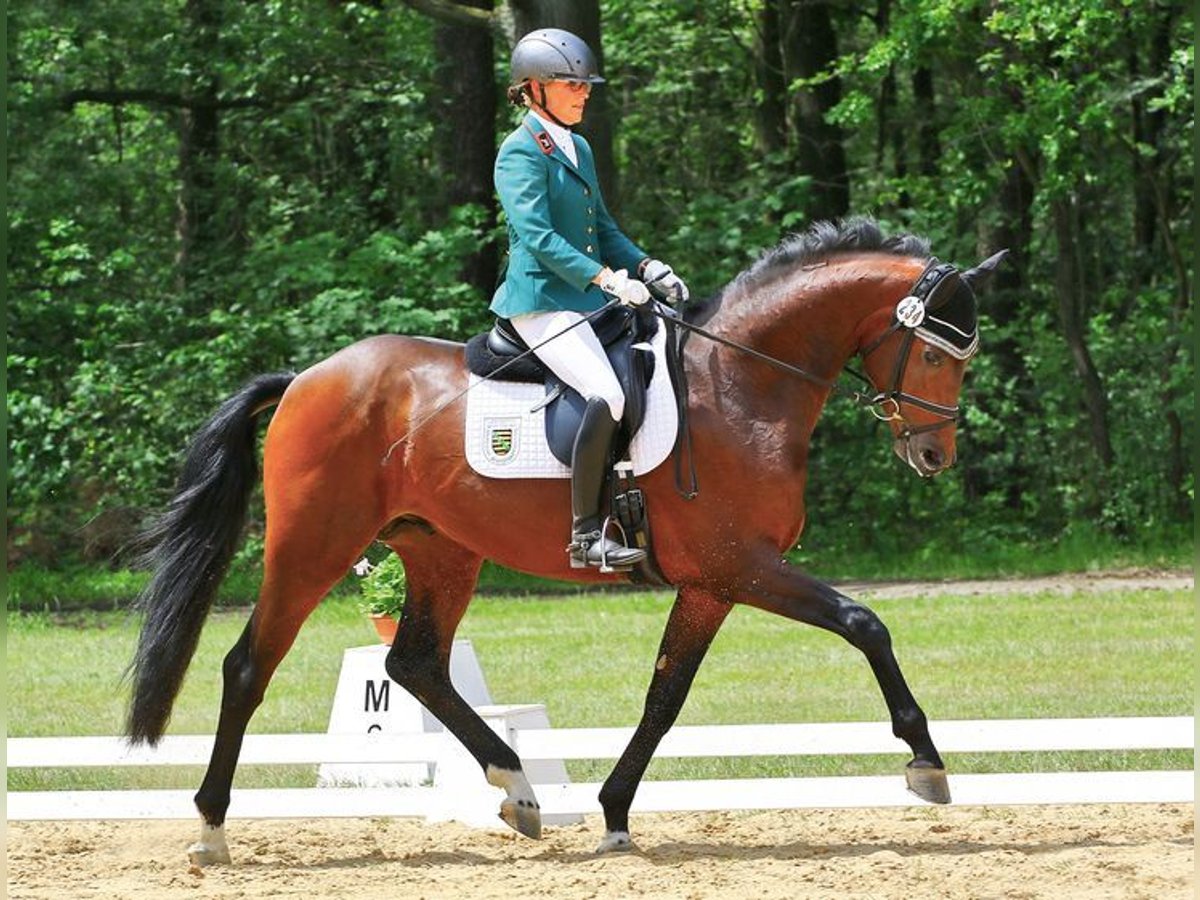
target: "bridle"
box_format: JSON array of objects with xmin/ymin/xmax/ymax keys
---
[{"xmin": 850, "ymin": 259, "xmax": 974, "ymax": 440}]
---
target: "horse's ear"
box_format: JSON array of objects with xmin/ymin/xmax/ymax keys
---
[{"xmin": 961, "ymin": 249, "xmax": 1009, "ymax": 293}]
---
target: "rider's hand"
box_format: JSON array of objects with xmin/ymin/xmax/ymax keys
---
[
  {"xmin": 640, "ymin": 258, "xmax": 689, "ymax": 304},
  {"xmin": 598, "ymin": 268, "xmax": 651, "ymax": 307}
]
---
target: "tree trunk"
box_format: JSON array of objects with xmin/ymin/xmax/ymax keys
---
[
  {"xmin": 1127, "ymin": 6, "xmax": 1175, "ymax": 292},
  {"xmin": 752, "ymin": 0, "xmax": 787, "ymax": 156},
  {"xmin": 877, "ymin": 66, "xmax": 910, "ymax": 207},
  {"xmin": 911, "ymin": 66, "xmax": 939, "ymax": 176},
  {"xmin": 872, "ymin": 0, "xmax": 900, "ymax": 184},
  {"xmin": 982, "ymin": 162, "xmax": 1035, "ymax": 331},
  {"xmin": 781, "ymin": 0, "xmax": 849, "ymax": 224},
  {"xmin": 432, "ymin": 0, "xmax": 499, "ymax": 298},
  {"xmin": 1126, "ymin": 6, "xmax": 1186, "ymax": 516},
  {"xmin": 1052, "ymin": 196, "xmax": 1114, "ymax": 472},
  {"xmin": 175, "ymin": 0, "xmax": 223, "ymax": 304}
]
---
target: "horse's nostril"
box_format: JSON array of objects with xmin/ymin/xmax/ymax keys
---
[{"xmin": 921, "ymin": 447, "xmax": 945, "ymax": 470}]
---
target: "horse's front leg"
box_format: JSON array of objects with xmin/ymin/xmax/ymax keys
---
[
  {"xmin": 745, "ymin": 557, "xmax": 950, "ymax": 803},
  {"xmin": 597, "ymin": 586, "xmax": 731, "ymax": 852}
]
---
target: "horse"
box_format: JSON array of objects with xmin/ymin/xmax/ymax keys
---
[{"xmin": 125, "ymin": 217, "xmax": 1005, "ymax": 864}]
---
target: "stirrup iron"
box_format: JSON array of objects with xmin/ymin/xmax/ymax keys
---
[{"xmin": 568, "ymin": 517, "xmax": 643, "ymax": 573}]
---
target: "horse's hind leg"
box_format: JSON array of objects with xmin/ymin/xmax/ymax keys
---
[
  {"xmin": 189, "ymin": 520, "xmax": 375, "ymax": 865},
  {"xmin": 382, "ymin": 528, "xmax": 543, "ymax": 838}
]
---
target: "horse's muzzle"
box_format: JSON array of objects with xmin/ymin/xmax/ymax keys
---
[{"xmin": 894, "ymin": 433, "xmax": 955, "ymax": 478}]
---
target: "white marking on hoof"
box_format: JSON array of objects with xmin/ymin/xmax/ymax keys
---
[
  {"xmin": 187, "ymin": 823, "xmax": 231, "ymax": 866},
  {"xmin": 487, "ymin": 764, "xmax": 542, "ymax": 839},
  {"xmin": 596, "ymin": 830, "xmax": 633, "ymax": 853}
]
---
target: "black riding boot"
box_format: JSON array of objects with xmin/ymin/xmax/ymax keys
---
[{"xmin": 568, "ymin": 397, "xmax": 646, "ymax": 571}]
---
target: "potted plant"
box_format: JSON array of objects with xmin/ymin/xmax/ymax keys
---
[{"xmin": 357, "ymin": 554, "xmax": 406, "ymax": 644}]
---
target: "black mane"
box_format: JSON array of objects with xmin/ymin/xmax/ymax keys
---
[
  {"xmin": 738, "ymin": 217, "xmax": 931, "ymax": 285},
  {"xmin": 685, "ymin": 216, "xmax": 931, "ymax": 323}
]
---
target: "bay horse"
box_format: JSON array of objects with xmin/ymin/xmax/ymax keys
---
[{"xmin": 126, "ymin": 217, "xmax": 1004, "ymax": 864}]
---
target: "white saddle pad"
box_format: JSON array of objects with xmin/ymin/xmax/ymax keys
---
[{"xmin": 464, "ymin": 319, "xmax": 678, "ymax": 479}]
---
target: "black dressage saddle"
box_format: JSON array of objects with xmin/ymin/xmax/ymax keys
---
[{"xmin": 464, "ymin": 305, "xmax": 659, "ymax": 466}]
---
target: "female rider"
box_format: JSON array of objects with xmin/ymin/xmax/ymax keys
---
[{"xmin": 491, "ymin": 28, "xmax": 688, "ymax": 571}]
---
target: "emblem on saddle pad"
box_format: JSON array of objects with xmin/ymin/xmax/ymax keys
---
[
  {"xmin": 895, "ymin": 295, "xmax": 926, "ymax": 328},
  {"xmin": 484, "ymin": 417, "xmax": 520, "ymax": 464}
]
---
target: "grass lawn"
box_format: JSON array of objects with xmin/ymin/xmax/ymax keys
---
[{"xmin": 7, "ymin": 586, "xmax": 1193, "ymax": 791}]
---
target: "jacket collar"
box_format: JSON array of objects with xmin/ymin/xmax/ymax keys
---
[
  {"xmin": 528, "ymin": 111, "xmax": 575, "ymax": 160},
  {"xmin": 521, "ymin": 113, "xmax": 595, "ymax": 187}
]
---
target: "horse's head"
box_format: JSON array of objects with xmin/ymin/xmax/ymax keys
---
[{"xmin": 858, "ymin": 251, "xmax": 1007, "ymax": 478}]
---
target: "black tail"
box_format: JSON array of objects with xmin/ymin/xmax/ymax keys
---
[{"xmin": 126, "ymin": 372, "xmax": 296, "ymax": 745}]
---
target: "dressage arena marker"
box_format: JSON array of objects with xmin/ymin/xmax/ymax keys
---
[{"xmin": 8, "ymin": 716, "xmax": 1193, "ymax": 822}]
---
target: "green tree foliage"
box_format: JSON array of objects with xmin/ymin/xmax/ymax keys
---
[
  {"xmin": 8, "ymin": 1, "xmax": 495, "ymax": 559},
  {"xmin": 806, "ymin": 0, "xmax": 1195, "ymax": 552},
  {"xmin": 6, "ymin": 0, "xmax": 1192, "ymax": 567}
]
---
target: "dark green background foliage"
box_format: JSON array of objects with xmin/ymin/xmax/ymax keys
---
[{"xmin": 7, "ymin": 1, "xmax": 1192, "ymax": 570}]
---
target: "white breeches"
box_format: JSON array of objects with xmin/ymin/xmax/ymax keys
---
[{"xmin": 510, "ymin": 310, "xmax": 625, "ymax": 423}]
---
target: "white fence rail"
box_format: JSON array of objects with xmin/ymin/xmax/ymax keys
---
[{"xmin": 8, "ymin": 716, "xmax": 1193, "ymax": 822}]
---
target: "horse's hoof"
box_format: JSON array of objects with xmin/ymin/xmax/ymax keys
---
[
  {"xmin": 499, "ymin": 798, "xmax": 542, "ymax": 839},
  {"xmin": 595, "ymin": 830, "xmax": 634, "ymax": 853},
  {"xmin": 906, "ymin": 760, "xmax": 951, "ymax": 804},
  {"xmin": 186, "ymin": 841, "xmax": 231, "ymax": 867}
]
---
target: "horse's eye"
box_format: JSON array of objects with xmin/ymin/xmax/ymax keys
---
[{"xmin": 922, "ymin": 348, "xmax": 945, "ymax": 367}]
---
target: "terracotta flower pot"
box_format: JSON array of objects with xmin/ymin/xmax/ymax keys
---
[{"xmin": 369, "ymin": 614, "xmax": 399, "ymax": 645}]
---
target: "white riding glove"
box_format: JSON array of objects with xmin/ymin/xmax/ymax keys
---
[
  {"xmin": 640, "ymin": 258, "xmax": 690, "ymax": 304},
  {"xmin": 598, "ymin": 268, "xmax": 651, "ymax": 307}
]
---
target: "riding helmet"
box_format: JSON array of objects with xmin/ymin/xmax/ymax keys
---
[{"xmin": 510, "ymin": 28, "xmax": 605, "ymax": 86}]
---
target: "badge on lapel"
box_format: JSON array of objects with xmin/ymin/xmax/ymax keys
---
[{"xmin": 534, "ymin": 131, "xmax": 555, "ymax": 156}]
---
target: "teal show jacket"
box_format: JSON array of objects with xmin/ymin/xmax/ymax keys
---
[{"xmin": 490, "ymin": 114, "xmax": 647, "ymax": 318}]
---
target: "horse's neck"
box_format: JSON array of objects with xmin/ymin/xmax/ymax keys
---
[{"xmin": 707, "ymin": 257, "xmax": 914, "ymax": 380}]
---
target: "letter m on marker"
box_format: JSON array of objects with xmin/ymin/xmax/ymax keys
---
[{"xmin": 364, "ymin": 679, "xmax": 390, "ymax": 713}]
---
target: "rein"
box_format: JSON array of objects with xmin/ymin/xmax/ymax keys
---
[
  {"xmin": 648, "ymin": 306, "xmax": 885, "ymax": 412},
  {"xmin": 652, "ymin": 259, "xmax": 965, "ymax": 426}
]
